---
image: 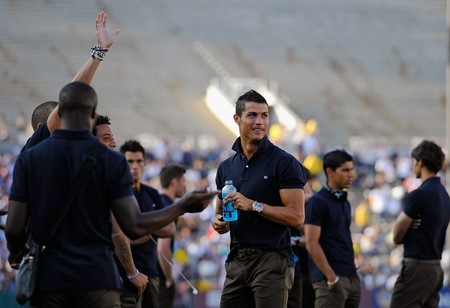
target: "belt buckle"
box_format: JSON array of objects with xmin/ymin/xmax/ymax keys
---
[{"xmin": 236, "ymin": 247, "xmax": 262, "ymax": 258}]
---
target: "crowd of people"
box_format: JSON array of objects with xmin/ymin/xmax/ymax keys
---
[
  {"xmin": 0, "ymin": 9, "xmax": 449, "ymax": 308},
  {"xmin": 1, "ymin": 108, "xmax": 450, "ymax": 307}
]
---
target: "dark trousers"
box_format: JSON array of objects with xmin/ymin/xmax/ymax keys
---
[
  {"xmin": 121, "ymin": 294, "xmax": 142, "ymax": 308},
  {"xmin": 121, "ymin": 277, "xmax": 159, "ymax": 308},
  {"xmin": 31, "ymin": 289, "xmax": 121, "ymax": 308},
  {"xmin": 220, "ymin": 249, "xmax": 294, "ymax": 308},
  {"xmin": 390, "ymin": 259, "xmax": 443, "ymax": 308},
  {"xmin": 312, "ymin": 276, "xmax": 361, "ymax": 308},
  {"xmin": 302, "ymin": 275, "xmax": 315, "ymax": 308},
  {"xmin": 158, "ymin": 279, "xmax": 175, "ymax": 308},
  {"xmin": 288, "ymin": 278, "xmax": 302, "ymax": 308},
  {"xmin": 287, "ymin": 275, "xmax": 315, "ymax": 308},
  {"xmin": 141, "ymin": 277, "xmax": 159, "ymax": 308}
]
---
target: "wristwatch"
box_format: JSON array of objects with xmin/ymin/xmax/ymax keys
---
[{"xmin": 252, "ymin": 201, "xmax": 264, "ymax": 213}]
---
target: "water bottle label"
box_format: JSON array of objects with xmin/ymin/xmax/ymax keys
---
[
  {"xmin": 223, "ymin": 200, "xmax": 238, "ymax": 221},
  {"xmin": 222, "ymin": 181, "xmax": 238, "ymax": 222}
]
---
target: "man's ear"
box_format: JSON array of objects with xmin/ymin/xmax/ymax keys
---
[
  {"xmin": 91, "ymin": 108, "xmax": 97, "ymax": 119},
  {"xmin": 417, "ymin": 159, "xmax": 423, "ymax": 168},
  {"xmin": 233, "ymin": 114, "xmax": 240, "ymax": 124}
]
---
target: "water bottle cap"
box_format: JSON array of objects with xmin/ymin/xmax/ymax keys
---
[{"xmin": 225, "ymin": 180, "xmax": 233, "ymax": 185}]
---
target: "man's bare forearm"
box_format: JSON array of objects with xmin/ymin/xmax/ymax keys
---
[{"xmin": 113, "ymin": 233, "xmax": 137, "ymax": 276}]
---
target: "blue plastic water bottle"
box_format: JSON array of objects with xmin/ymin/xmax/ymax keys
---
[{"xmin": 222, "ymin": 180, "xmax": 238, "ymax": 222}]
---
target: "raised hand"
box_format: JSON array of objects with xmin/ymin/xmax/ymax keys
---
[{"xmin": 95, "ymin": 11, "xmax": 120, "ymax": 49}]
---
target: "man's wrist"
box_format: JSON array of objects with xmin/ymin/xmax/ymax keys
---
[
  {"xmin": 252, "ymin": 201, "xmax": 263, "ymax": 213},
  {"xmin": 327, "ymin": 276, "xmax": 339, "ymax": 286},
  {"xmin": 91, "ymin": 45, "xmax": 109, "ymax": 61},
  {"xmin": 127, "ymin": 268, "xmax": 140, "ymax": 280}
]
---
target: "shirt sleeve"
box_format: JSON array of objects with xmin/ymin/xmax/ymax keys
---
[
  {"xmin": 9, "ymin": 153, "xmax": 29, "ymax": 203},
  {"xmin": 278, "ymin": 155, "xmax": 306, "ymax": 190},
  {"xmin": 403, "ymin": 190, "xmax": 422, "ymax": 219},
  {"xmin": 21, "ymin": 122, "xmax": 51, "ymax": 152},
  {"xmin": 108, "ymin": 155, "xmax": 134, "ymax": 201},
  {"xmin": 305, "ymin": 196, "xmax": 326, "ymax": 226}
]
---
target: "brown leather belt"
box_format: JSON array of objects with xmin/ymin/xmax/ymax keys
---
[{"xmin": 404, "ymin": 257, "xmax": 440, "ymax": 265}]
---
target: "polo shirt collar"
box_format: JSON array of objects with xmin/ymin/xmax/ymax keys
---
[
  {"xmin": 231, "ymin": 135, "xmax": 272, "ymax": 158},
  {"xmin": 421, "ymin": 176, "xmax": 440, "ymax": 186}
]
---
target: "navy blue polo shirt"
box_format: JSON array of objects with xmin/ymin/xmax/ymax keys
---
[
  {"xmin": 402, "ymin": 177, "xmax": 450, "ymax": 260},
  {"xmin": 216, "ymin": 136, "xmax": 306, "ymax": 266},
  {"xmin": 117, "ymin": 183, "xmax": 164, "ymax": 297},
  {"xmin": 161, "ymin": 193, "xmax": 173, "ymax": 207},
  {"xmin": 21, "ymin": 121, "xmax": 51, "ymax": 152},
  {"xmin": 10, "ymin": 129, "xmax": 134, "ymax": 293},
  {"xmin": 305, "ymin": 187, "xmax": 357, "ymax": 282}
]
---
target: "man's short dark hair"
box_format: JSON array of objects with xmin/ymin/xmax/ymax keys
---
[
  {"xmin": 58, "ymin": 82, "xmax": 97, "ymax": 118},
  {"xmin": 31, "ymin": 101, "xmax": 58, "ymax": 131},
  {"xmin": 235, "ymin": 89, "xmax": 268, "ymax": 117},
  {"xmin": 322, "ymin": 149, "xmax": 353, "ymax": 177},
  {"xmin": 120, "ymin": 139, "xmax": 145, "ymax": 158},
  {"xmin": 411, "ymin": 140, "xmax": 445, "ymax": 174},
  {"xmin": 159, "ymin": 164, "xmax": 187, "ymax": 189},
  {"xmin": 92, "ymin": 114, "xmax": 111, "ymax": 136}
]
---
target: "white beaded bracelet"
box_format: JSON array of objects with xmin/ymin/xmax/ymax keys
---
[{"xmin": 327, "ymin": 276, "xmax": 339, "ymax": 286}]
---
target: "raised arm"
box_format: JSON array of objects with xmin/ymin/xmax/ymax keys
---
[
  {"xmin": 71, "ymin": 11, "xmax": 120, "ymax": 83},
  {"xmin": 47, "ymin": 11, "xmax": 120, "ymax": 133}
]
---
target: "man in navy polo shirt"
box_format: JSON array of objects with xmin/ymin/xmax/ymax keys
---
[
  {"xmin": 304, "ymin": 149, "xmax": 360, "ymax": 308},
  {"xmin": 118, "ymin": 139, "xmax": 175, "ymax": 308},
  {"xmin": 210, "ymin": 89, "xmax": 306, "ymax": 308},
  {"xmin": 390, "ymin": 140, "xmax": 450, "ymax": 307},
  {"xmin": 5, "ymin": 82, "xmax": 218, "ymax": 307}
]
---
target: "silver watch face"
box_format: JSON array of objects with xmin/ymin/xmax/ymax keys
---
[{"xmin": 253, "ymin": 201, "xmax": 263, "ymax": 212}]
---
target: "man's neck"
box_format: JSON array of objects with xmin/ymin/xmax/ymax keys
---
[
  {"xmin": 161, "ymin": 188, "xmax": 176, "ymax": 202},
  {"xmin": 421, "ymin": 169, "xmax": 437, "ymax": 183},
  {"xmin": 61, "ymin": 114, "xmax": 93, "ymax": 131},
  {"xmin": 240, "ymin": 139, "xmax": 260, "ymax": 160},
  {"xmin": 132, "ymin": 181, "xmax": 141, "ymax": 191}
]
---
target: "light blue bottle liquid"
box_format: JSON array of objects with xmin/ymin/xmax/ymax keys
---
[{"xmin": 222, "ymin": 180, "xmax": 238, "ymax": 222}]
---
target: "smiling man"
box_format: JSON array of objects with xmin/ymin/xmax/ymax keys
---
[
  {"xmin": 211, "ymin": 89, "xmax": 307, "ymax": 308},
  {"xmin": 92, "ymin": 114, "xmax": 117, "ymax": 150}
]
